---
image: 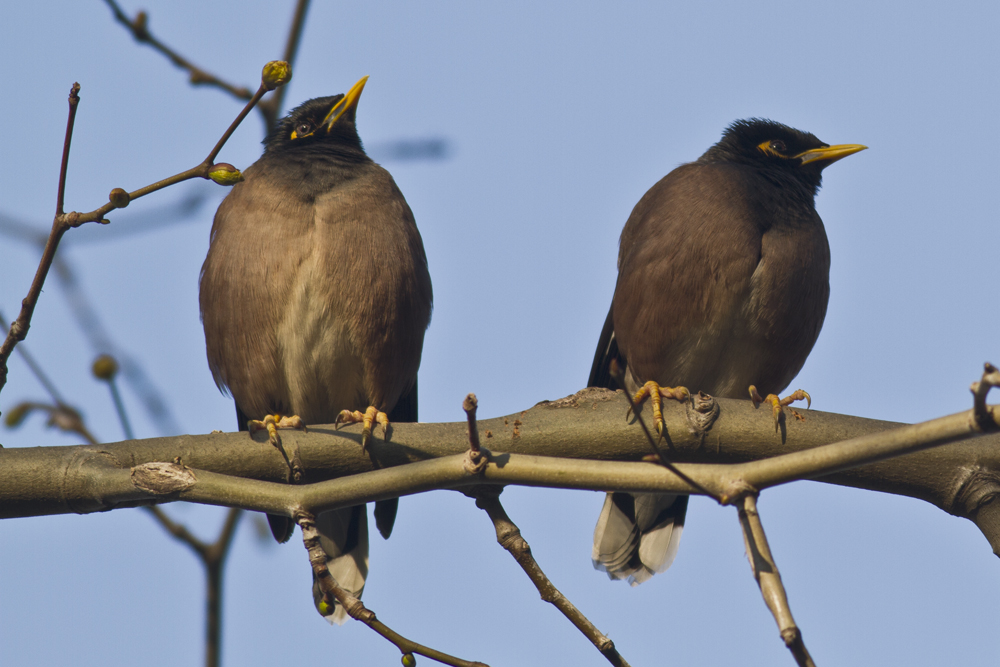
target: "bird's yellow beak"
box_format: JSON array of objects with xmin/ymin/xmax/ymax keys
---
[
  {"xmin": 322, "ymin": 76, "xmax": 369, "ymax": 133},
  {"xmin": 797, "ymin": 143, "xmax": 867, "ymax": 166}
]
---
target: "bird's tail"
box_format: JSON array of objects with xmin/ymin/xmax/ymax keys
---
[
  {"xmin": 592, "ymin": 492, "xmax": 688, "ymax": 586},
  {"xmin": 311, "ymin": 505, "xmax": 370, "ymax": 624}
]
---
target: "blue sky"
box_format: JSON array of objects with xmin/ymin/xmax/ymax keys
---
[{"xmin": 1, "ymin": 1, "xmax": 998, "ymax": 665}]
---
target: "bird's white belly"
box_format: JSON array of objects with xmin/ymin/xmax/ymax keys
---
[{"xmin": 274, "ymin": 251, "xmax": 365, "ymax": 424}]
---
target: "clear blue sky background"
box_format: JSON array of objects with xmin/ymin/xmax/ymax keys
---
[{"xmin": 1, "ymin": 1, "xmax": 998, "ymax": 665}]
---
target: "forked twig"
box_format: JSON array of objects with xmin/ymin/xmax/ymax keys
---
[
  {"xmin": 103, "ymin": 0, "xmax": 253, "ymax": 100},
  {"xmin": 297, "ymin": 511, "xmax": 488, "ymax": 667},
  {"xmin": 0, "ymin": 66, "xmax": 281, "ymax": 399},
  {"xmin": 462, "ymin": 394, "xmax": 631, "ymax": 667}
]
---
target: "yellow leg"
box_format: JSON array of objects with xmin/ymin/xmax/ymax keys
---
[
  {"xmin": 749, "ymin": 386, "xmax": 811, "ymax": 432},
  {"xmin": 247, "ymin": 413, "xmax": 307, "ymax": 481},
  {"xmin": 335, "ymin": 405, "xmax": 389, "ymax": 450},
  {"xmin": 626, "ymin": 380, "xmax": 690, "ymax": 436}
]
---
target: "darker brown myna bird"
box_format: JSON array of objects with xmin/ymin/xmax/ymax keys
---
[
  {"xmin": 588, "ymin": 118, "xmax": 865, "ymax": 584},
  {"xmin": 199, "ymin": 76, "xmax": 433, "ymax": 622}
]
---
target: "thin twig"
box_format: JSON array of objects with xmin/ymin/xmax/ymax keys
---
[
  {"xmin": 462, "ymin": 394, "xmax": 629, "ymax": 665},
  {"xmin": 0, "ymin": 75, "xmax": 271, "ymax": 400},
  {"xmin": 55, "ymin": 83, "xmax": 81, "ymax": 218},
  {"xmin": 737, "ymin": 494, "xmax": 815, "ymax": 667},
  {"xmin": 258, "ymin": 0, "xmax": 311, "ymax": 131},
  {"xmin": 107, "ymin": 377, "xmax": 134, "ymax": 441},
  {"xmin": 0, "ymin": 311, "xmax": 65, "ymax": 406},
  {"xmin": 474, "ymin": 491, "xmax": 631, "ymax": 667},
  {"xmin": 102, "ymin": 0, "xmax": 252, "ymax": 101},
  {"xmin": 0, "ymin": 85, "xmax": 79, "ymax": 395},
  {"xmin": 297, "ymin": 511, "xmax": 488, "ymax": 667}
]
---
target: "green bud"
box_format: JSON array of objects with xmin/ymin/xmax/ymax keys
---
[
  {"xmin": 3, "ymin": 402, "xmax": 32, "ymax": 428},
  {"xmin": 109, "ymin": 188, "xmax": 130, "ymax": 209},
  {"xmin": 261, "ymin": 60, "xmax": 292, "ymax": 91},
  {"xmin": 317, "ymin": 597, "xmax": 333, "ymax": 616},
  {"xmin": 208, "ymin": 163, "xmax": 244, "ymax": 186},
  {"xmin": 92, "ymin": 354, "xmax": 119, "ymax": 381},
  {"xmin": 401, "ymin": 653, "xmax": 416, "ymax": 667}
]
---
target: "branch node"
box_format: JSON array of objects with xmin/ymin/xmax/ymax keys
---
[
  {"xmin": 131, "ymin": 461, "xmax": 196, "ymax": 494},
  {"xmin": 780, "ymin": 626, "xmax": 801, "ymax": 646},
  {"xmin": 971, "ymin": 362, "xmax": 1000, "ymax": 432},
  {"xmin": 685, "ymin": 391, "xmax": 720, "ymax": 438},
  {"xmin": 719, "ymin": 480, "xmax": 757, "ymax": 506}
]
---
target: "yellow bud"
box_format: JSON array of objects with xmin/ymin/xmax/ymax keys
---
[
  {"xmin": 92, "ymin": 354, "xmax": 119, "ymax": 381},
  {"xmin": 317, "ymin": 597, "xmax": 333, "ymax": 616},
  {"xmin": 109, "ymin": 188, "xmax": 130, "ymax": 209},
  {"xmin": 401, "ymin": 653, "xmax": 417, "ymax": 667},
  {"xmin": 208, "ymin": 163, "xmax": 244, "ymax": 186},
  {"xmin": 261, "ymin": 61, "xmax": 292, "ymax": 91},
  {"xmin": 4, "ymin": 402, "xmax": 32, "ymax": 428}
]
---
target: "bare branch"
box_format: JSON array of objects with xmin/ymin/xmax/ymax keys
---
[
  {"xmin": 0, "ymin": 311, "xmax": 66, "ymax": 406},
  {"xmin": 298, "ymin": 511, "xmax": 488, "ymax": 667},
  {"xmin": 738, "ymin": 493, "xmax": 815, "ymax": 666},
  {"xmin": 102, "ymin": 0, "xmax": 253, "ymax": 101},
  {"xmin": 3, "ymin": 392, "xmax": 1000, "ymax": 549},
  {"xmin": 0, "ymin": 85, "xmax": 79, "ymax": 395},
  {"xmin": 258, "ymin": 0, "xmax": 311, "ymax": 131},
  {"xmin": 474, "ymin": 489, "xmax": 630, "ymax": 667},
  {"xmin": 0, "ymin": 69, "xmax": 275, "ymax": 401}
]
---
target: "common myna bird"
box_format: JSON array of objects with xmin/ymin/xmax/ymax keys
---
[
  {"xmin": 199, "ymin": 76, "xmax": 433, "ymax": 622},
  {"xmin": 588, "ymin": 118, "xmax": 865, "ymax": 585}
]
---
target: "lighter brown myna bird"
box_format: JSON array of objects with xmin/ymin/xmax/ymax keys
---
[
  {"xmin": 588, "ymin": 118, "xmax": 865, "ymax": 584},
  {"xmin": 199, "ymin": 76, "xmax": 433, "ymax": 622}
]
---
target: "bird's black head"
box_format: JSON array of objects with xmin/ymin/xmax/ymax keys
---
[
  {"xmin": 263, "ymin": 76, "xmax": 369, "ymax": 158},
  {"xmin": 699, "ymin": 118, "xmax": 866, "ymax": 194}
]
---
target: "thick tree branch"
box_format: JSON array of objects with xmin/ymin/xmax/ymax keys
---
[{"xmin": 4, "ymin": 390, "xmax": 999, "ymax": 548}]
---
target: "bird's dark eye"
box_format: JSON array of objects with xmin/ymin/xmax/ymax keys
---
[
  {"xmin": 294, "ymin": 122, "xmax": 313, "ymax": 138},
  {"xmin": 769, "ymin": 140, "xmax": 787, "ymax": 153}
]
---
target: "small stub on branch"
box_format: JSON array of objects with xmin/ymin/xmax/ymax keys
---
[
  {"xmin": 131, "ymin": 462, "xmax": 196, "ymax": 495},
  {"xmin": 971, "ymin": 362, "xmax": 1000, "ymax": 432}
]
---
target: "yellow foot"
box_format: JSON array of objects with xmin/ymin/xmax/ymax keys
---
[
  {"xmin": 626, "ymin": 380, "xmax": 690, "ymax": 437},
  {"xmin": 335, "ymin": 405, "xmax": 389, "ymax": 450},
  {"xmin": 247, "ymin": 414, "xmax": 307, "ymax": 481},
  {"xmin": 748, "ymin": 386, "xmax": 811, "ymax": 433}
]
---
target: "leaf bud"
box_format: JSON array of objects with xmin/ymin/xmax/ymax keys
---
[
  {"xmin": 3, "ymin": 402, "xmax": 32, "ymax": 428},
  {"xmin": 261, "ymin": 60, "xmax": 292, "ymax": 91},
  {"xmin": 92, "ymin": 354, "xmax": 119, "ymax": 381},
  {"xmin": 208, "ymin": 163, "xmax": 244, "ymax": 186},
  {"xmin": 109, "ymin": 188, "xmax": 130, "ymax": 209}
]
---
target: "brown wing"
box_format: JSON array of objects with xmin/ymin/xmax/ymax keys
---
[
  {"xmin": 199, "ymin": 160, "xmax": 309, "ymax": 418},
  {"xmin": 612, "ymin": 162, "xmax": 764, "ymax": 397}
]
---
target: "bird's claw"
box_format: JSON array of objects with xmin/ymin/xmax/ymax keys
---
[
  {"xmin": 335, "ymin": 405, "xmax": 389, "ymax": 451},
  {"xmin": 247, "ymin": 413, "xmax": 307, "ymax": 482},
  {"xmin": 248, "ymin": 413, "xmax": 306, "ymax": 447},
  {"xmin": 629, "ymin": 381, "xmax": 690, "ymax": 437},
  {"xmin": 749, "ymin": 386, "xmax": 811, "ymax": 433}
]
